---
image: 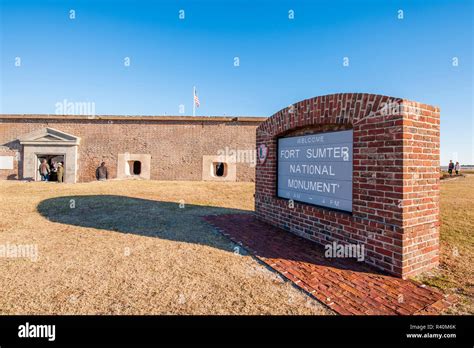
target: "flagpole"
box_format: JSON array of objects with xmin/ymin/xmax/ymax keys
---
[{"xmin": 192, "ymin": 86, "xmax": 196, "ymax": 116}]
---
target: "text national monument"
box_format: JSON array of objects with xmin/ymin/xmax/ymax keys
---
[{"xmin": 255, "ymin": 93, "xmax": 441, "ymax": 279}]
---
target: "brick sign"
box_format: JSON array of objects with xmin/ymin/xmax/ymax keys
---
[
  {"xmin": 277, "ymin": 130, "xmax": 353, "ymax": 212},
  {"xmin": 256, "ymin": 93, "xmax": 441, "ymax": 279}
]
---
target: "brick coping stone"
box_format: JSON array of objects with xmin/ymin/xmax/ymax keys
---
[{"xmin": 203, "ymin": 214, "xmax": 455, "ymax": 315}]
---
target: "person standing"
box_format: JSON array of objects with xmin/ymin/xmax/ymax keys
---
[
  {"xmin": 455, "ymin": 161, "xmax": 461, "ymax": 175},
  {"xmin": 96, "ymin": 162, "xmax": 109, "ymax": 181},
  {"xmin": 38, "ymin": 159, "xmax": 50, "ymax": 181},
  {"xmin": 57, "ymin": 162, "xmax": 64, "ymax": 183},
  {"xmin": 448, "ymin": 160, "xmax": 454, "ymax": 176},
  {"xmin": 50, "ymin": 160, "xmax": 58, "ymax": 181}
]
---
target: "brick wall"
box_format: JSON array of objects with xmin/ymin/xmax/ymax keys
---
[
  {"xmin": 0, "ymin": 115, "xmax": 265, "ymax": 182},
  {"xmin": 255, "ymin": 93, "xmax": 440, "ymax": 278}
]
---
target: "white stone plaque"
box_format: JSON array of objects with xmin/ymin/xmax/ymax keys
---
[{"xmin": 0, "ymin": 156, "xmax": 14, "ymax": 170}]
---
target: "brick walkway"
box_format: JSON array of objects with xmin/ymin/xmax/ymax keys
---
[{"xmin": 203, "ymin": 214, "xmax": 455, "ymax": 315}]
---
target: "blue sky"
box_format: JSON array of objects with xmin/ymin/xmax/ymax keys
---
[{"xmin": 0, "ymin": 0, "xmax": 472, "ymax": 164}]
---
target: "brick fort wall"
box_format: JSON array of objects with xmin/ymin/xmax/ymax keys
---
[
  {"xmin": 0, "ymin": 115, "xmax": 265, "ymax": 182},
  {"xmin": 255, "ymin": 93, "xmax": 440, "ymax": 278}
]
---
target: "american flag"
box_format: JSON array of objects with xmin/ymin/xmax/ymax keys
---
[{"xmin": 194, "ymin": 89, "xmax": 200, "ymax": 107}]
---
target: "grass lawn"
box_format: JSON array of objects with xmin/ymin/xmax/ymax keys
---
[
  {"xmin": 416, "ymin": 175, "xmax": 474, "ymax": 314},
  {"xmin": 0, "ymin": 180, "xmax": 331, "ymax": 315},
  {"xmin": 0, "ymin": 177, "xmax": 472, "ymax": 314}
]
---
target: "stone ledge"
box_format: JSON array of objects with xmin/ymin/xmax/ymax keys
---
[{"xmin": 0, "ymin": 114, "xmax": 267, "ymax": 123}]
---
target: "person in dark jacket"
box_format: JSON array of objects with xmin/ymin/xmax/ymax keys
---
[
  {"xmin": 448, "ymin": 160, "xmax": 454, "ymax": 176},
  {"xmin": 96, "ymin": 162, "xmax": 108, "ymax": 181}
]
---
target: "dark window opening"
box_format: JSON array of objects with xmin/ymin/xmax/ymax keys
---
[
  {"xmin": 128, "ymin": 160, "xmax": 142, "ymax": 176},
  {"xmin": 133, "ymin": 161, "xmax": 141, "ymax": 175},
  {"xmin": 214, "ymin": 162, "xmax": 226, "ymax": 177}
]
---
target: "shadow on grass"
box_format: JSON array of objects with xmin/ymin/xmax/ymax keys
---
[
  {"xmin": 37, "ymin": 195, "xmax": 251, "ymax": 252},
  {"xmin": 37, "ymin": 195, "xmax": 383, "ymax": 276}
]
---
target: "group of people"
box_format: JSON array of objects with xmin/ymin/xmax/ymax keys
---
[
  {"xmin": 38, "ymin": 159, "xmax": 64, "ymax": 182},
  {"xmin": 38, "ymin": 160, "xmax": 109, "ymax": 182},
  {"xmin": 448, "ymin": 160, "xmax": 461, "ymax": 176}
]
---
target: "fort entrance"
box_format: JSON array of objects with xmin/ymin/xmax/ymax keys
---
[
  {"xmin": 36, "ymin": 154, "xmax": 65, "ymax": 181},
  {"xmin": 18, "ymin": 127, "xmax": 80, "ymax": 183}
]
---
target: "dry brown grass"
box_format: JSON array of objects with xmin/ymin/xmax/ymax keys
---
[
  {"xmin": 416, "ymin": 175, "xmax": 474, "ymax": 314},
  {"xmin": 1, "ymin": 176, "xmax": 472, "ymax": 315},
  {"xmin": 0, "ymin": 180, "xmax": 332, "ymax": 315}
]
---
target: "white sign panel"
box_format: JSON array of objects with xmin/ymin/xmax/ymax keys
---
[
  {"xmin": 0, "ymin": 156, "xmax": 14, "ymax": 170},
  {"xmin": 277, "ymin": 130, "xmax": 353, "ymax": 212}
]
